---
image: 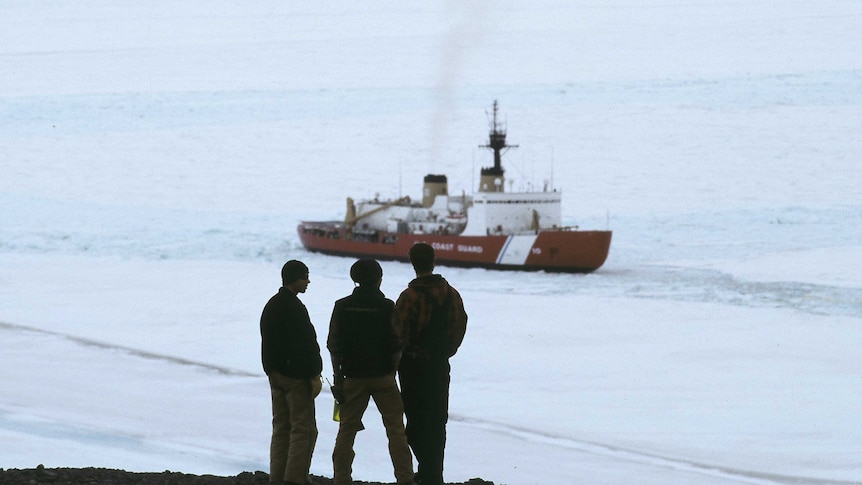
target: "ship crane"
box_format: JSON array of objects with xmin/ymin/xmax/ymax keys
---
[{"xmin": 344, "ymin": 196, "xmax": 411, "ymax": 234}]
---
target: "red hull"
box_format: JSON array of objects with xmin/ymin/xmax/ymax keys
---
[{"xmin": 297, "ymin": 223, "xmax": 612, "ymax": 273}]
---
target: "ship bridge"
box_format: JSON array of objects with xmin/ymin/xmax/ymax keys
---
[{"xmin": 462, "ymin": 190, "xmax": 562, "ymax": 236}]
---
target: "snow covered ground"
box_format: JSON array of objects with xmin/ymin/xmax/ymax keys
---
[{"xmin": 2, "ymin": 1, "xmax": 861, "ymax": 483}]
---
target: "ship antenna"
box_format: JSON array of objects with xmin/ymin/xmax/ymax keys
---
[{"xmin": 479, "ymin": 100, "xmax": 517, "ymax": 176}]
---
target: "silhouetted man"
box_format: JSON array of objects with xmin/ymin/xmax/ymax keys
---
[
  {"xmin": 328, "ymin": 258, "xmax": 415, "ymax": 485},
  {"xmin": 396, "ymin": 244, "xmax": 467, "ymax": 485},
  {"xmin": 260, "ymin": 260, "xmax": 323, "ymax": 485}
]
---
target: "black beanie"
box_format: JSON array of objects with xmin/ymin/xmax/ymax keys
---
[
  {"xmin": 281, "ymin": 260, "xmax": 309, "ymax": 286},
  {"xmin": 350, "ymin": 259, "xmax": 383, "ymax": 286}
]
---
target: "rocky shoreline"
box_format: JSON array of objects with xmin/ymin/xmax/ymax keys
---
[{"xmin": 0, "ymin": 465, "xmax": 495, "ymax": 485}]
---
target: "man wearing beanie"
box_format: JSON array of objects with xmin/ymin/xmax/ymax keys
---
[
  {"xmin": 396, "ymin": 243, "xmax": 467, "ymax": 485},
  {"xmin": 260, "ymin": 260, "xmax": 323, "ymax": 485},
  {"xmin": 327, "ymin": 259, "xmax": 415, "ymax": 485}
]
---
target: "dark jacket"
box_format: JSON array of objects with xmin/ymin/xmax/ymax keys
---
[
  {"xmin": 395, "ymin": 274, "xmax": 467, "ymax": 359},
  {"xmin": 327, "ymin": 286, "xmax": 402, "ymax": 378},
  {"xmin": 260, "ymin": 288, "xmax": 323, "ymax": 378}
]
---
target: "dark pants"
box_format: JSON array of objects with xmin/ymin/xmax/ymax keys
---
[{"xmin": 398, "ymin": 356, "xmax": 450, "ymax": 485}]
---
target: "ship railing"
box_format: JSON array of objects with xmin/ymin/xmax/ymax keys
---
[{"xmin": 500, "ymin": 225, "xmax": 581, "ymax": 236}]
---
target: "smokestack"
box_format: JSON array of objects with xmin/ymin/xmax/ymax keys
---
[{"xmin": 422, "ymin": 174, "xmax": 448, "ymax": 207}]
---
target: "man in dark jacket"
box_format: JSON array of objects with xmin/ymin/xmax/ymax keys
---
[
  {"xmin": 260, "ymin": 260, "xmax": 323, "ymax": 485},
  {"xmin": 327, "ymin": 259, "xmax": 415, "ymax": 485},
  {"xmin": 396, "ymin": 243, "xmax": 467, "ymax": 485}
]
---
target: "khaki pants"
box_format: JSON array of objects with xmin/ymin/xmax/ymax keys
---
[
  {"xmin": 269, "ymin": 373, "xmax": 321, "ymax": 484},
  {"xmin": 332, "ymin": 373, "xmax": 414, "ymax": 485}
]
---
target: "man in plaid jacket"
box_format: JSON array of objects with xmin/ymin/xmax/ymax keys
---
[{"xmin": 396, "ymin": 243, "xmax": 468, "ymax": 485}]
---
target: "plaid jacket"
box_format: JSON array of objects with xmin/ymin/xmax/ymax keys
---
[{"xmin": 395, "ymin": 274, "xmax": 467, "ymax": 359}]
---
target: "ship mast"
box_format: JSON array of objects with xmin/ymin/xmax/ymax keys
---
[{"xmin": 479, "ymin": 100, "xmax": 517, "ymax": 193}]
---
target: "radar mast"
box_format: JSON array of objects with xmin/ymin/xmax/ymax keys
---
[{"xmin": 479, "ymin": 100, "xmax": 517, "ymax": 192}]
